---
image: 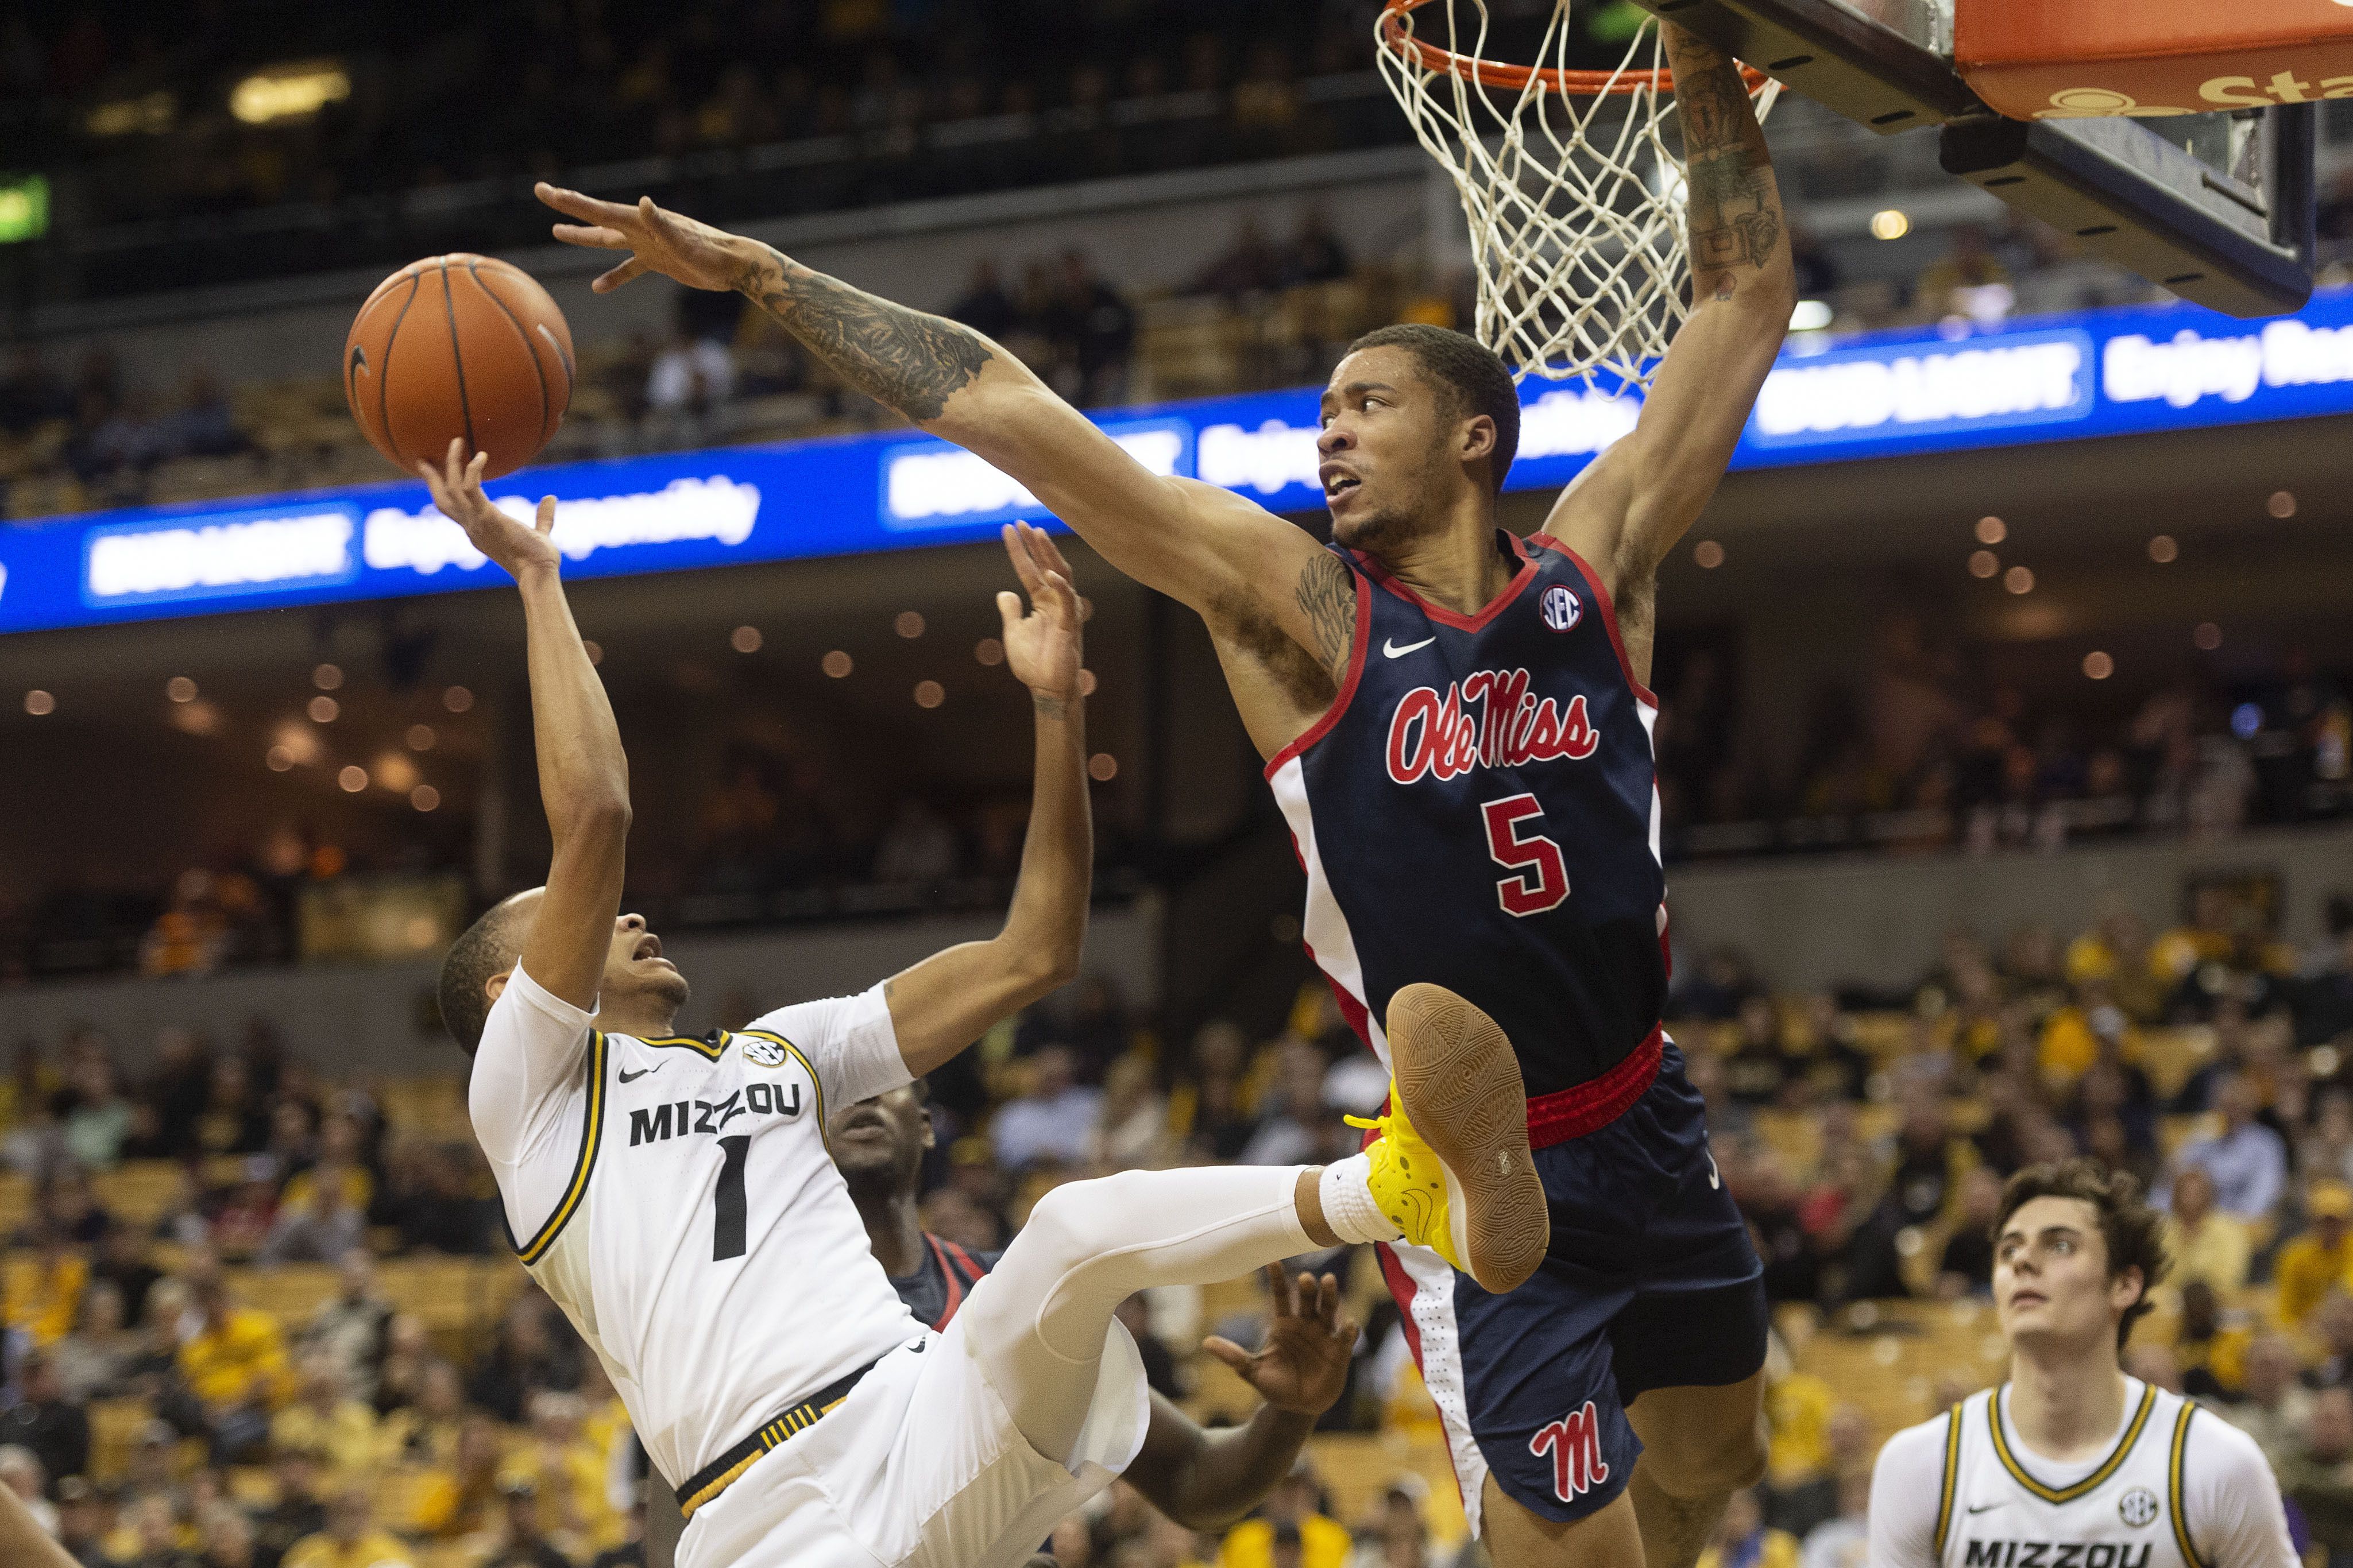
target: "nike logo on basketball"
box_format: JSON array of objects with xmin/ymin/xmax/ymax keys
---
[
  {"xmin": 619, "ymin": 1066, "xmax": 663, "ymax": 1084},
  {"xmin": 1383, "ymin": 636, "xmax": 1437, "ymax": 659}
]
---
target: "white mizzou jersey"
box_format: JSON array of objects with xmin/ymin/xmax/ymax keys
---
[
  {"xmin": 1867, "ymin": 1379, "xmax": 2295, "ymax": 1568},
  {"xmin": 472, "ymin": 966, "xmax": 919, "ymax": 1495}
]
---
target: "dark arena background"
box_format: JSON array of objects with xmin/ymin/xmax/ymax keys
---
[{"xmin": 9, "ymin": 2, "xmax": 2353, "ymax": 1566}]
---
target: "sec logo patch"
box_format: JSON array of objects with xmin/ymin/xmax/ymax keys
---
[
  {"xmin": 2119, "ymin": 1487, "xmax": 2159, "ymax": 1528},
  {"xmin": 1541, "ymin": 584, "xmax": 1581, "ymax": 632},
  {"xmin": 742, "ymin": 1036, "xmax": 789, "ymax": 1069}
]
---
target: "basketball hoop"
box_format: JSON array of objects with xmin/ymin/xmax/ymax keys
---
[{"xmin": 1376, "ymin": 0, "xmax": 1779, "ymax": 389}]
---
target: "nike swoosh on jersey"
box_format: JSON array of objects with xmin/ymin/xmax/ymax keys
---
[
  {"xmin": 1966, "ymin": 1503, "xmax": 2004, "ymax": 1515},
  {"xmin": 619, "ymin": 1065, "xmax": 663, "ymax": 1083},
  {"xmin": 1383, "ymin": 636, "xmax": 1437, "ymax": 659}
]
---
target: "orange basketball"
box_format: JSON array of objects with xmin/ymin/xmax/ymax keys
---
[{"xmin": 344, "ymin": 254, "xmax": 575, "ymax": 481}]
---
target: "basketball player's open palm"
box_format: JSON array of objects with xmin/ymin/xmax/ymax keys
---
[
  {"xmin": 536, "ymin": 183, "xmax": 745, "ymax": 295},
  {"xmin": 416, "ymin": 439, "xmax": 559, "ymax": 581},
  {"xmin": 1201, "ymin": 1264, "xmax": 1358, "ymax": 1416},
  {"xmin": 998, "ymin": 522, "xmax": 1084, "ymax": 705}
]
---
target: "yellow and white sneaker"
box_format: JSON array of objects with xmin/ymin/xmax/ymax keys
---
[{"xmin": 1346, "ymin": 984, "xmax": 1548, "ymax": 1294}]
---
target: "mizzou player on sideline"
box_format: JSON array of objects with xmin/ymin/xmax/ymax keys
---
[
  {"xmin": 536, "ymin": 21, "xmax": 1779, "ymax": 1568},
  {"xmin": 424, "ymin": 443, "xmax": 1546, "ymax": 1568},
  {"xmin": 642, "ymin": 1078, "xmax": 1367, "ymax": 1568},
  {"xmin": 1869, "ymin": 1160, "xmax": 2293, "ymax": 1568}
]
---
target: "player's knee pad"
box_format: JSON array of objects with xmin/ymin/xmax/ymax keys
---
[{"xmin": 1019, "ymin": 1171, "xmax": 1156, "ymax": 1274}]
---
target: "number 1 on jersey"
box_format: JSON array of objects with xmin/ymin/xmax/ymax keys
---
[
  {"xmin": 1482, "ymin": 793, "xmax": 1569, "ymax": 916},
  {"xmin": 714, "ymin": 1135, "xmax": 750, "ymax": 1260}
]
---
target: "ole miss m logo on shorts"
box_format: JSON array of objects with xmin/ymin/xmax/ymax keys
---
[{"xmin": 1529, "ymin": 1401, "xmax": 1609, "ymax": 1501}]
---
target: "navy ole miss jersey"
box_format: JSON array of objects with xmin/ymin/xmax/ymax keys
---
[{"xmin": 1266, "ymin": 529, "xmax": 1666, "ymax": 1097}]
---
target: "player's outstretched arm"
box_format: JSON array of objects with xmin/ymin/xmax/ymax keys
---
[
  {"xmin": 532, "ymin": 184, "xmax": 1331, "ymax": 636},
  {"xmin": 1542, "ymin": 23, "xmax": 1792, "ymax": 618},
  {"xmin": 0, "ymin": 1483, "xmax": 76, "ymax": 1568},
  {"xmin": 1125, "ymin": 1264, "xmax": 1358, "ymax": 1529},
  {"xmin": 419, "ymin": 441, "xmax": 629, "ymax": 1012},
  {"xmin": 875, "ymin": 524, "xmax": 1092, "ymax": 1078}
]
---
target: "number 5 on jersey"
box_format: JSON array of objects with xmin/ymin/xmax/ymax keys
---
[{"xmin": 1482, "ymin": 793, "xmax": 1568, "ymax": 916}]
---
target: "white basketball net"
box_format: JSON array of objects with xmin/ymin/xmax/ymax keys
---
[{"xmin": 1376, "ymin": 1, "xmax": 1779, "ymax": 389}]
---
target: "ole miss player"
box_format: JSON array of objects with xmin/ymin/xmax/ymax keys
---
[{"xmin": 536, "ymin": 20, "xmax": 1784, "ymax": 1564}]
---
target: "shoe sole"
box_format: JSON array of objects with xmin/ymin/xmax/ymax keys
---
[{"xmin": 1386, "ymin": 982, "xmax": 1549, "ymax": 1294}]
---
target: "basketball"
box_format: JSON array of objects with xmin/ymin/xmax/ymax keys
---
[{"xmin": 343, "ymin": 254, "xmax": 575, "ymax": 480}]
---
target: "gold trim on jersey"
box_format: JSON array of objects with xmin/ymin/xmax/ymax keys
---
[
  {"xmin": 639, "ymin": 1029, "xmax": 730, "ymax": 1060},
  {"xmin": 1933, "ymin": 1403, "xmax": 1964, "ymax": 1554},
  {"xmin": 1986, "ymin": 1381, "xmax": 2158, "ymax": 1503},
  {"xmin": 676, "ymin": 1354, "xmax": 881, "ymax": 1519},
  {"xmin": 737, "ymin": 1029, "xmax": 829, "ymax": 1151},
  {"xmin": 2169, "ymin": 1399, "xmax": 2207, "ymax": 1568},
  {"xmin": 516, "ymin": 1029, "xmax": 608, "ymax": 1265}
]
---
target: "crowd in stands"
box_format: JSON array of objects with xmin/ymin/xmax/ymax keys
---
[
  {"xmin": 1656, "ymin": 624, "xmax": 2353, "ymax": 858},
  {"xmin": 7, "ymin": 872, "xmax": 2353, "ymax": 1566},
  {"xmin": 7, "ymin": 0, "xmax": 1405, "ymax": 302}
]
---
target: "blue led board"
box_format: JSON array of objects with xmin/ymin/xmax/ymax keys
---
[{"xmin": 5, "ymin": 289, "xmax": 2351, "ymax": 634}]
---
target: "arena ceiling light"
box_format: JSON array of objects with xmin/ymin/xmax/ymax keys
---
[{"xmin": 229, "ymin": 62, "xmax": 351, "ymax": 126}]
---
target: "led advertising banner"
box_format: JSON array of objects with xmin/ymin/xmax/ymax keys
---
[{"xmin": 5, "ymin": 288, "xmax": 2352, "ymax": 634}]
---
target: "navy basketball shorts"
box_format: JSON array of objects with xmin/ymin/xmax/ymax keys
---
[{"xmin": 1374, "ymin": 1034, "xmax": 1766, "ymax": 1534}]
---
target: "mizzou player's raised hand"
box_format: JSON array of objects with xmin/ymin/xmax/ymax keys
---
[
  {"xmin": 416, "ymin": 438, "xmax": 560, "ymax": 582},
  {"xmin": 996, "ymin": 521, "xmax": 1084, "ymax": 710}
]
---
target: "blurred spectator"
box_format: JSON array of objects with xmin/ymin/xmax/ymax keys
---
[
  {"xmin": 51, "ymin": 1280, "xmax": 135, "ymax": 1403},
  {"xmin": 1238, "ymin": 1042, "xmax": 1334, "ymax": 1168},
  {"xmin": 2220, "ymin": 1334, "xmax": 2314, "ymax": 1472},
  {"xmin": 297, "ymin": 1253, "xmax": 394, "ymax": 1406},
  {"xmin": 198, "ymin": 1504, "xmax": 259, "ymax": 1568},
  {"xmin": 1698, "ymin": 1486, "xmax": 1799, "ymax": 1568},
  {"xmin": 1283, "ymin": 210, "xmax": 1351, "ymax": 286},
  {"xmin": 56, "ymin": 1476, "xmax": 109, "ymax": 1568},
  {"xmin": 948, "ymin": 262, "xmax": 1019, "ymax": 342},
  {"xmin": 1217, "ymin": 1458, "xmax": 1347, "ymax": 1568},
  {"xmin": 2279, "ymin": 1386, "xmax": 2353, "ymax": 1562},
  {"xmin": 2170, "ymin": 1073, "xmax": 2288, "ymax": 1220},
  {"xmin": 0, "ymin": 1352, "xmax": 88, "ymax": 1497},
  {"xmin": 1798, "ymin": 1468, "xmax": 1870, "ymax": 1568},
  {"xmin": 1937, "ymin": 1167, "xmax": 2002, "ymax": 1294},
  {"xmin": 1056, "ymin": 250, "xmax": 1137, "ymax": 406},
  {"xmin": 467, "ymin": 1298, "xmax": 581, "ymax": 1427},
  {"xmin": 283, "ymin": 1483, "xmax": 411, "ymax": 1568},
  {"xmin": 1089, "ymin": 1054, "xmax": 1176, "ymax": 1170},
  {"xmin": 178, "ymin": 1272, "xmax": 296, "ymax": 1460},
  {"xmin": 2163, "ymin": 1166, "xmax": 2253, "ymax": 1295},
  {"xmin": 2277, "ymin": 1182, "xmax": 2353, "ymax": 1329},
  {"xmin": 991, "ymin": 1047, "xmax": 1103, "ymax": 1171},
  {"xmin": 269, "ymin": 1353, "xmax": 380, "ymax": 1477},
  {"xmin": 253, "ymin": 1446, "xmax": 330, "ymax": 1567},
  {"xmin": 484, "ymin": 1478, "xmax": 570, "ymax": 1568},
  {"xmin": 5, "ymin": 1230, "xmax": 90, "ymax": 1346}
]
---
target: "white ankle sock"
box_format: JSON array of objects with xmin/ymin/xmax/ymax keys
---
[{"xmin": 1318, "ymin": 1152, "xmax": 1402, "ymax": 1245}]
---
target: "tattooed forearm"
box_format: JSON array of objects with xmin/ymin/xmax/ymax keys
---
[
  {"xmin": 731, "ymin": 245, "xmax": 995, "ymax": 423},
  {"xmin": 1295, "ymin": 552, "xmax": 1357, "ymax": 680},
  {"xmin": 1662, "ymin": 24, "xmax": 1784, "ymax": 293}
]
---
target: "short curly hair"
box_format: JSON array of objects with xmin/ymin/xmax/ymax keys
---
[
  {"xmin": 1344, "ymin": 324, "xmax": 1520, "ymax": 494},
  {"xmin": 437, "ymin": 891, "xmax": 538, "ymax": 1056},
  {"xmin": 1992, "ymin": 1157, "xmax": 2172, "ymax": 1352}
]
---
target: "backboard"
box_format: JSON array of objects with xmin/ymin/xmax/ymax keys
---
[{"xmin": 1631, "ymin": 0, "xmax": 2323, "ymax": 317}]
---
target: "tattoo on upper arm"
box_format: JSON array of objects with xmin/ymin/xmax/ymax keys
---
[
  {"xmin": 1295, "ymin": 553, "xmax": 1357, "ymax": 681},
  {"xmin": 733, "ymin": 246, "xmax": 995, "ymax": 423}
]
